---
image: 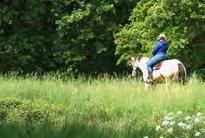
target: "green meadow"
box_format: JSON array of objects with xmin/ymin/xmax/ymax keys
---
[{"xmin": 0, "ymin": 75, "xmax": 204, "ymax": 138}]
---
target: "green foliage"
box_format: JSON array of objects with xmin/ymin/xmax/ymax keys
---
[
  {"xmin": 52, "ymin": 0, "xmax": 134, "ymax": 73},
  {"xmin": 0, "ymin": 0, "xmax": 56, "ymax": 73},
  {"xmin": 0, "ymin": 0, "xmax": 134, "ymax": 74},
  {"xmin": 0, "ymin": 0, "xmax": 205, "ymax": 75},
  {"xmin": 115, "ymin": 0, "xmax": 205, "ymax": 71}
]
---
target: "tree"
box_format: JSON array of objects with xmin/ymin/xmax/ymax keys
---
[
  {"xmin": 52, "ymin": 0, "xmax": 135, "ymax": 74},
  {"xmin": 115, "ymin": 0, "xmax": 205, "ymax": 72},
  {"xmin": 0, "ymin": 0, "xmax": 134, "ymax": 74},
  {"xmin": 0, "ymin": 0, "xmax": 56, "ymax": 73}
]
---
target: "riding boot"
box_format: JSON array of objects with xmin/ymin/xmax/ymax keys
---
[
  {"xmin": 146, "ymin": 72, "xmax": 153, "ymax": 84},
  {"xmin": 148, "ymin": 72, "xmax": 153, "ymax": 79}
]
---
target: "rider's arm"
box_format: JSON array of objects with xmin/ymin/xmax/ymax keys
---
[{"xmin": 152, "ymin": 42, "xmax": 161, "ymax": 56}]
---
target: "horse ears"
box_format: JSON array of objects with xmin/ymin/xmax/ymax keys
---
[{"xmin": 131, "ymin": 57, "xmax": 135, "ymax": 61}]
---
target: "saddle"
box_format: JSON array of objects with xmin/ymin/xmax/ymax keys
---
[{"xmin": 153, "ymin": 59, "xmax": 167, "ymax": 70}]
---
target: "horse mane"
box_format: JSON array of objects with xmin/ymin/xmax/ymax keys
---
[
  {"xmin": 132, "ymin": 56, "xmax": 149, "ymax": 63},
  {"xmin": 139, "ymin": 57, "xmax": 149, "ymax": 63},
  {"xmin": 135, "ymin": 55, "xmax": 143, "ymax": 61}
]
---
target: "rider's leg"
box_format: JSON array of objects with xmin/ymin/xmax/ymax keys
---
[
  {"xmin": 146, "ymin": 54, "xmax": 165, "ymax": 81},
  {"xmin": 147, "ymin": 54, "xmax": 167, "ymax": 72}
]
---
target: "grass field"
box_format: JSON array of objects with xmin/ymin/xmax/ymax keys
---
[{"xmin": 0, "ymin": 74, "xmax": 204, "ymax": 138}]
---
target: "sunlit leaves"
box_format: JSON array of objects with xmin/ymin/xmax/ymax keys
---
[{"xmin": 115, "ymin": 0, "xmax": 205, "ymax": 71}]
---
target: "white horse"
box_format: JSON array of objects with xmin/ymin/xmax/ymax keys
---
[{"xmin": 131, "ymin": 57, "xmax": 187, "ymax": 85}]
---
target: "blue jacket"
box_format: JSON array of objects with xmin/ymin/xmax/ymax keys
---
[{"xmin": 152, "ymin": 40, "xmax": 168, "ymax": 56}]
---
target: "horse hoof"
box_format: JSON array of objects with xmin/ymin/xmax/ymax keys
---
[{"xmin": 146, "ymin": 79, "xmax": 153, "ymax": 84}]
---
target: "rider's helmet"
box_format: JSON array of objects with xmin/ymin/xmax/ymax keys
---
[{"xmin": 159, "ymin": 34, "xmax": 166, "ymax": 40}]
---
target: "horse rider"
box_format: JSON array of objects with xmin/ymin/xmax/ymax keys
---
[{"xmin": 146, "ymin": 34, "xmax": 169, "ymax": 83}]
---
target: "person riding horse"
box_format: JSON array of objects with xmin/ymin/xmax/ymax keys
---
[{"xmin": 146, "ymin": 34, "xmax": 169, "ymax": 83}]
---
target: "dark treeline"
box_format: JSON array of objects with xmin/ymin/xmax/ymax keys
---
[{"xmin": 0, "ymin": 0, "xmax": 204, "ymax": 76}]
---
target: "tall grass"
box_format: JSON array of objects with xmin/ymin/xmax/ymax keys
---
[{"xmin": 0, "ymin": 74, "xmax": 204, "ymax": 138}]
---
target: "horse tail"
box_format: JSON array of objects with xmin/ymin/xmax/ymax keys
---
[{"xmin": 178, "ymin": 63, "xmax": 187, "ymax": 85}]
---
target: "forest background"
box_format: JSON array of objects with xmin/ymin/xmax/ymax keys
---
[{"xmin": 0, "ymin": 0, "xmax": 204, "ymax": 77}]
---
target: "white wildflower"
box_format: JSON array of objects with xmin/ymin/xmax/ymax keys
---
[
  {"xmin": 195, "ymin": 131, "xmax": 201, "ymax": 137},
  {"xmin": 196, "ymin": 112, "xmax": 202, "ymax": 117},
  {"xmin": 178, "ymin": 122, "xmax": 184, "ymax": 127},
  {"xmin": 156, "ymin": 125, "xmax": 161, "ymax": 131},
  {"xmin": 168, "ymin": 112, "xmax": 174, "ymax": 116},
  {"xmin": 167, "ymin": 128, "xmax": 173, "ymax": 134},
  {"xmin": 185, "ymin": 125, "xmax": 192, "ymax": 130},
  {"xmin": 170, "ymin": 121, "xmax": 175, "ymax": 126},
  {"xmin": 159, "ymin": 136, "xmax": 163, "ymax": 138},
  {"xmin": 185, "ymin": 116, "xmax": 191, "ymax": 121},
  {"xmin": 164, "ymin": 116, "xmax": 170, "ymax": 121},
  {"xmin": 194, "ymin": 117, "xmax": 200, "ymax": 124},
  {"xmin": 162, "ymin": 120, "xmax": 169, "ymax": 126},
  {"xmin": 178, "ymin": 122, "xmax": 186, "ymax": 128},
  {"xmin": 176, "ymin": 111, "xmax": 183, "ymax": 115},
  {"xmin": 169, "ymin": 116, "xmax": 173, "ymax": 121},
  {"xmin": 143, "ymin": 136, "xmax": 148, "ymax": 138},
  {"xmin": 164, "ymin": 116, "xmax": 173, "ymax": 121}
]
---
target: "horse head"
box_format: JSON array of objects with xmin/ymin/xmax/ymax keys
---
[{"xmin": 131, "ymin": 56, "xmax": 141, "ymax": 77}]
